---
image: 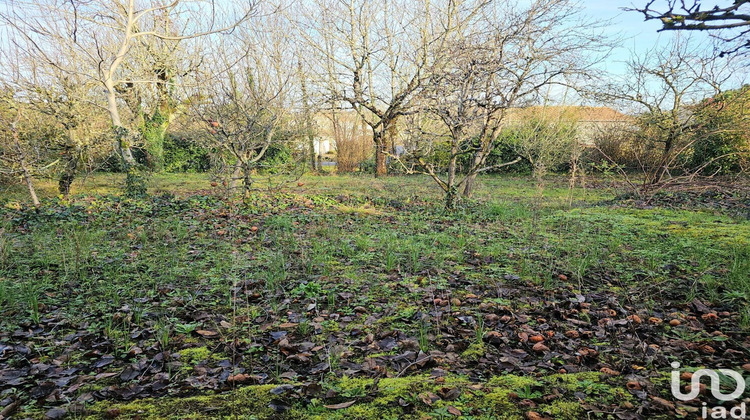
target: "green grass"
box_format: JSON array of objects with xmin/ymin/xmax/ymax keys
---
[{"xmin": 1, "ymin": 172, "xmax": 748, "ymax": 418}]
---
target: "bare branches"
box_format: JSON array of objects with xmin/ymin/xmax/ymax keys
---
[{"xmin": 627, "ymin": 0, "xmax": 750, "ymax": 56}]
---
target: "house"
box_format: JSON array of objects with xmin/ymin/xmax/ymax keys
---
[{"xmin": 505, "ymin": 106, "xmax": 634, "ymax": 145}]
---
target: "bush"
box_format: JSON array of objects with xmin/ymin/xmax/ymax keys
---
[
  {"xmin": 257, "ymin": 144, "xmax": 292, "ymax": 174},
  {"xmin": 163, "ymin": 133, "xmax": 211, "ymax": 173},
  {"xmin": 690, "ymin": 86, "xmax": 750, "ymax": 175}
]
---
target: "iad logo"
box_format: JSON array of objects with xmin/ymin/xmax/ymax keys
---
[{"xmin": 670, "ymin": 362, "xmax": 747, "ymax": 419}]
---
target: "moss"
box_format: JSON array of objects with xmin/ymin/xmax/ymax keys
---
[
  {"xmin": 81, "ymin": 370, "xmax": 629, "ymax": 420},
  {"xmin": 85, "ymin": 384, "xmax": 283, "ymax": 419},
  {"xmin": 540, "ymin": 400, "xmax": 583, "ymax": 417},
  {"xmin": 478, "ymin": 388, "xmax": 517, "ymax": 412},
  {"xmin": 486, "ymin": 374, "xmax": 540, "ymax": 389},
  {"xmin": 177, "ymin": 346, "xmax": 220, "ymax": 365},
  {"xmin": 461, "ymin": 342, "xmax": 486, "ymax": 361},
  {"xmin": 546, "ymin": 371, "xmax": 601, "ymax": 391}
]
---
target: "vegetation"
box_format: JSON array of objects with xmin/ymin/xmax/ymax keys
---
[
  {"xmin": 0, "ymin": 1, "xmax": 748, "ymax": 419},
  {"xmin": 0, "ymin": 173, "xmax": 748, "ymax": 419}
]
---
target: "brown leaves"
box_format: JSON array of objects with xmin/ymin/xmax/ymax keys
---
[
  {"xmin": 532, "ymin": 342, "xmax": 550, "ymax": 353},
  {"xmin": 650, "ymin": 396, "xmax": 675, "ymax": 411},
  {"xmin": 701, "ymin": 313, "xmax": 719, "ymax": 322},
  {"xmin": 599, "ymin": 367, "xmax": 619, "ymax": 376},
  {"xmin": 195, "ymin": 330, "xmax": 219, "ymax": 339},
  {"xmin": 419, "ymin": 392, "xmax": 440, "ymax": 406},
  {"xmin": 324, "ymin": 400, "xmax": 356, "ymax": 410},
  {"xmin": 626, "ymin": 315, "xmax": 642, "ymax": 324},
  {"xmin": 626, "ymin": 381, "xmax": 642, "ymax": 391},
  {"xmin": 647, "ymin": 317, "xmax": 663, "ymax": 325}
]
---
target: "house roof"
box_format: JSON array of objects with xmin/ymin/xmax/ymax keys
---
[{"xmin": 505, "ymin": 106, "xmax": 632, "ymax": 123}]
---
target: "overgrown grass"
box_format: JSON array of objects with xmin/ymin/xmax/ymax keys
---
[{"xmin": 1, "ymin": 172, "xmax": 747, "ymax": 418}]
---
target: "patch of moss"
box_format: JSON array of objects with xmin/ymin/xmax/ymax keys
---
[
  {"xmin": 486, "ymin": 374, "xmax": 540, "ymax": 389},
  {"xmin": 177, "ymin": 346, "xmax": 221, "ymax": 365},
  {"xmin": 461, "ymin": 342, "xmax": 486, "ymax": 362},
  {"xmin": 540, "ymin": 400, "xmax": 583, "ymax": 417},
  {"xmin": 82, "ymin": 371, "xmax": 631, "ymax": 420},
  {"xmin": 546, "ymin": 371, "xmax": 601, "ymax": 391},
  {"xmin": 84, "ymin": 384, "xmax": 284, "ymax": 419}
]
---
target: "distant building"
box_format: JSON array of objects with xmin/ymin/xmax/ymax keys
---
[
  {"xmin": 313, "ymin": 138, "xmax": 332, "ymax": 155},
  {"xmin": 506, "ymin": 106, "xmax": 634, "ymax": 145}
]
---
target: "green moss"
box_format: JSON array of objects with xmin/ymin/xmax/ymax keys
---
[
  {"xmin": 178, "ymin": 346, "xmax": 221, "ymax": 365},
  {"xmin": 85, "ymin": 384, "xmax": 283, "ymax": 419},
  {"xmin": 461, "ymin": 342, "xmax": 486, "ymax": 361},
  {"xmin": 478, "ymin": 388, "xmax": 517, "ymax": 412},
  {"xmin": 546, "ymin": 371, "xmax": 602, "ymax": 391},
  {"xmin": 540, "ymin": 400, "xmax": 583, "ymax": 417},
  {"xmin": 486, "ymin": 374, "xmax": 540, "ymax": 389},
  {"xmin": 80, "ymin": 356, "xmax": 631, "ymax": 420}
]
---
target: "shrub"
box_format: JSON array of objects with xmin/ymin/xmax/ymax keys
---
[
  {"xmin": 163, "ymin": 133, "xmax": 211, "ymax": 173},
  {"xmin": 690, "ymin": 86, "xmax": 750, "ymax": 175}
]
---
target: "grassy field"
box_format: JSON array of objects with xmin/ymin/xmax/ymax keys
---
[{"xmin": 0, "ymin": 173, "xmax": 748, "ymax": 419}]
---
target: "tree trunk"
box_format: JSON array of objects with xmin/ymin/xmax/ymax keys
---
[
  {"xmin": 651, "ymin": 136, "xmax": 674, "ymax": 186},
  {"xmin": 59, "ymin": 151, "xmax": 78, "ymax": 197},
  {"xmin": 230, "ymin": 160, "xmax": 243, "ymax": 190},
  {"xmin": 58, "ymin": 130, "xmax": 81, "ymax": 197},
  {"xmin": 309, "ymin": 136, "xmax": 317, "ymax": 172},
  {"xmin": 106, "ymin": 82, "xmax": 147, "ymax": 196},
  {"xmin": 105, "ymin": 83, "xmax": 137, "ymax": 168},
  {"xmin": 445, "ymin": 186, "xmax": 459, "ymax": 210},
  {"xmin": 374, "ymin": 130, "xmax": 387, "ymax": 177},
  {"xmin": 10, "ymin": 124, "xmax": 40, "ymax": 207},
  {"xmin": 142, "ymin": 111, "xmax": 168, "ymax": 172},
  {"xmin": 22, "ymin": 164, "xmax": 40, "ymax": 208},
  {"xmin": 300, "ymin": 64, "xmax": 316, "ymax": 172},
  {"xmin": 15, "ymin": 146, "xmax": 40, "ymax": 207},
  {"xmin": 462, "ymin": 151, "xmax": 483, "ymax": 198},
  {"xmin": 242, "ymin": 161, "xmax": 253, "ymax": 196}
]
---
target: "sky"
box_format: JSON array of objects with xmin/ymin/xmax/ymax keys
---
[{"xmin": 580, "ymin": 1, "xmax": 714, "ymax": 74}]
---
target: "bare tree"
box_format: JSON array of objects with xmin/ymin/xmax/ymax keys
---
[
  {"xmin": 1, "ymin": 39, "xmax": 112, "ymax": 197},
  {"xmin": 188, "ymin": 14, "xmax": 300, "ymax": 194},
  {"xmin": 297, "ymin": 0, "xmax": 487, "ymax": 177},
  {"xmin": 2, "ymin": 0, "xmax": 255, "ymax": 194},
  {"xmin": 628, "ymin": 0, "xmax": 750, "ymax": 56},
  {"xmin": 398, "ymin": 0, "xmax": 606, "ymax": 209},
  {"xmin": 0, "ymin": 88, "xmax": 45, "ymax": 207},
  {"xmin": 595, "ymin": 37, "xmax": 738, "ymax": 192}
]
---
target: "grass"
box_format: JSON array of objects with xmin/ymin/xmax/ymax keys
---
[{"xmin": 0, "ymin": 172, "xmax": 748, "ymax": 419}]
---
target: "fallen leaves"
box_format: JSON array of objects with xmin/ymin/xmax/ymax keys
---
[
  {"xmin": 195, "ymin": 330, "xmax": 219, "ymax": 339},
  {"xmin": 599, "ymin": 367, "xmax": 619, "ymax": 376},
  {"xmin": 324, "ymin": 400, "xmax": 356, "ymax": 410},
  {"xmin": 532, "ymin": 342, "xmax": 550, "ymax": 353}
]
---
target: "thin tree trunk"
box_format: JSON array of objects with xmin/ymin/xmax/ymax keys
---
[
  {"xmin": 106, "ymin": 86, "xmax": 137, "ymax": 168},
  {"xmin": 462, "ymin": 151, "xmax": 483, "ymax": 198},
  {"xmin": 11, "ymin": 136, "xmax": 40, "ymax": 207},
  {"xmin": 58, "ymin": 130, "xmax": 80, "ymax": 196},
  {"xmin": 22, "ymin": 164, "xmax": 40, "ymax": 208},
  {"xmin": 651, "ymin": 137, "xmax": 674, "ymax": 185},
  {"xmin": 374, "ymin": 129, "xmax": 387, "ymax": 177},
  {"xmin": 300, "ymin": 63, "xmax": 316, "ymax": 172}
]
